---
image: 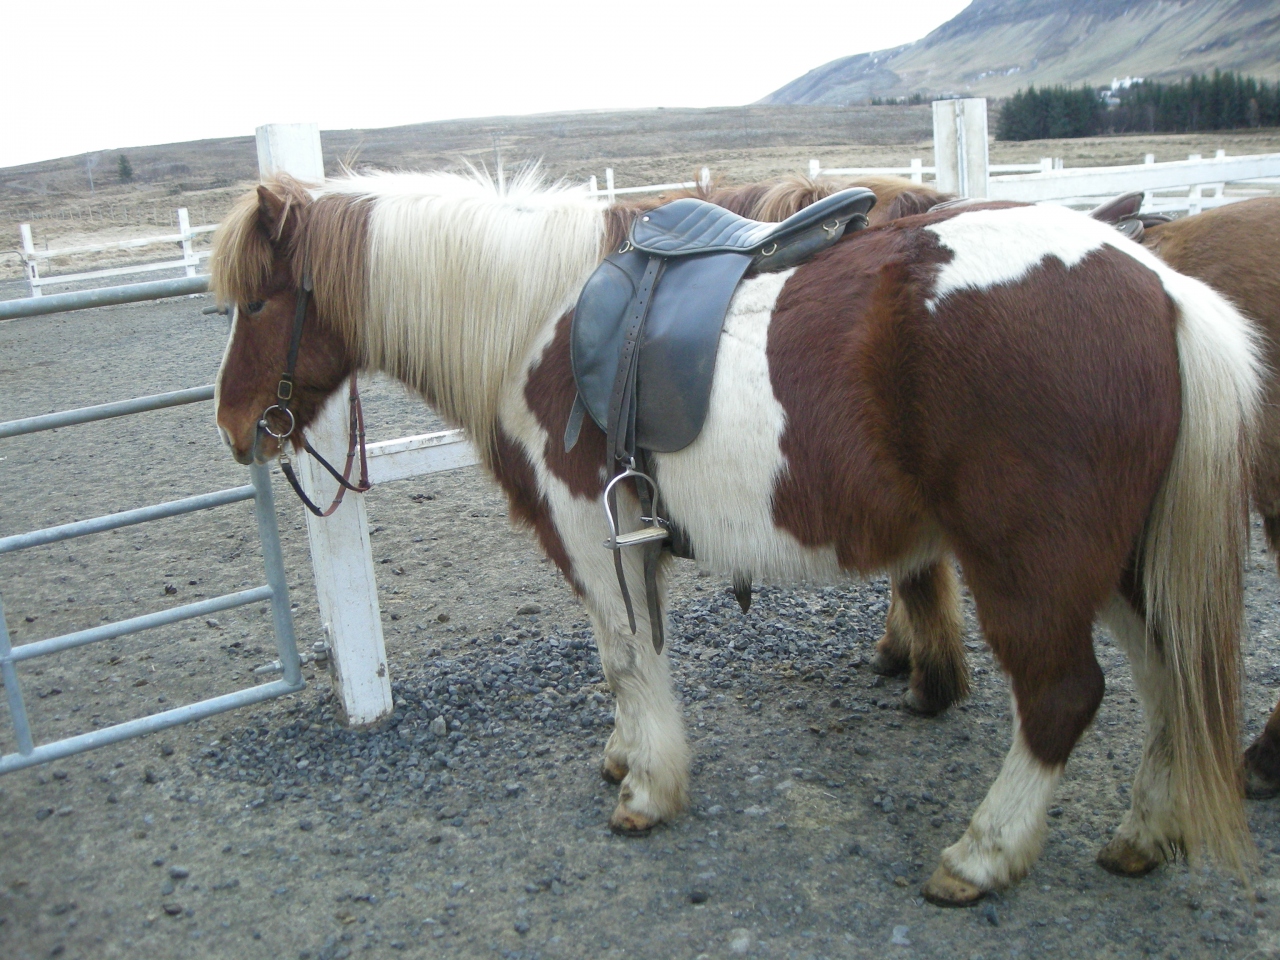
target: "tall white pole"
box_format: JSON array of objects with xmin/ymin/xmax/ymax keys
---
[
  {"xmin": 255, "ymin": 123, "xmax": 394, "ymax": 727},
  {"xmin": 932, "ymin": 99, "xmax": 990, "ymax": 199}
]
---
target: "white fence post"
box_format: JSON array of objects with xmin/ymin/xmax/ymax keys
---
[
  {"xmin": 809, "ymin": 158, "xmax": 821, "ymax": 179},
  {"xmin": 933, "ymin": 98, "xmax": 990, "ymax": 198},
  {"xmin": 177, "ymin": 208, "xmax": 196, "ymax": 278},
  {"xmin": 587, "ymin": 175, "xmax": 598, "ymax": 198},
  {"xmin": 255, "ymin": 122, "xmax": 393, "ymax": 728},
  {"xmin": 20, "ymin": 224, "xmax": 40, "ymax": 298},
  {"xmin": 700, "ymin": 167, "xmax": 711, "ymax": 190},
  {"xmin": 605, "ymin": 168, "xmax": 616, "ymax": 204},
  {"xmin": 909, "ymin": 158, "xmax": 923, "ymax": 183}
]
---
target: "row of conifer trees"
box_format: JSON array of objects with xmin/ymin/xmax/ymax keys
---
[{"xmin": 995, "ymin": 70, "xmax": 1280, "ymax": 140}]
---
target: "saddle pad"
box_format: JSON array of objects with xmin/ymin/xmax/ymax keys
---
[
  {"xmin": 631, "ymin": 187, "xmax": 877, "ymax": 257},
  {"xmin": 571, "ymin": 248, "xmax": 753, "ymax": 453}
]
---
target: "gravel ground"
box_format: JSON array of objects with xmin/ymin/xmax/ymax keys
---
[{"xmin": 3, "ymin": 297, "xmax": 1280, "ymax": 959}]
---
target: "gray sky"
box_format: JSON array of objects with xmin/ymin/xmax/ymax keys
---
[{"xmin": 5, "ymin": 0, "xmax": 971, "ymax": 169}]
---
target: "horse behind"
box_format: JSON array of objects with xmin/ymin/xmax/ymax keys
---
[{"xmin": 210, "ymin": 170, "xmax": 1260, "ymax": 905}]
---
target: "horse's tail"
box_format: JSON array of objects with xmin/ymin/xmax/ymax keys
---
[{"xmin": 1140, "ymin": 264, "xmax": 1263, "ymax": 874}]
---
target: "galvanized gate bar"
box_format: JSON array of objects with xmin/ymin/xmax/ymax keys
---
[
  {"xmin": 0, "ymin": 678, "xmax": 303, "ymax": 774},
  {"xmin": 0, "ymin": 460, "xmax": 304, "ymax": 773},
  {"xmin": 0, "ymin": 385, "xmax": 215, "ymax": 439},
  {"xmin": 0, "ymin": 485, "xmax": 255, "ymax": 555},
  {"xmin": 0, "ymin": 275, "xmax": 210, "ymax": 322},
  {"xmin": 0, "ymin": 600, "xmax": 34, "ymax": 755},
  {"xmin": 8, "ymin": 586, "xmax": 274, "ymax": 662}
]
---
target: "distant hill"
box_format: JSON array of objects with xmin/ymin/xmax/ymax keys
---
[{"xmin": 760, "ymin": 0, "xmax": 1280, "ymax": 105}]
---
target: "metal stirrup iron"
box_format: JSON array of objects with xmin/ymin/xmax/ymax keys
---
[{"xmin": 602, "ymin": 458, "xmax": 669, "ymax": 652}]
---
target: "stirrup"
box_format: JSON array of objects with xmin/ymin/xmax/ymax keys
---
[{"xmin": 602, "ymin": 462, "xmax": 670, "ymax": 550}]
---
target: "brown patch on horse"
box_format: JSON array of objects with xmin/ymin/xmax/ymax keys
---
[
  {"xmin": 767, "ymin": 220, "xmax": 1182, "ymax": 767},
  {"xmin": 522, "ymin": 313, "xmax": 608, "ymax": 501},
  {"xmin": 489, "ymin": 425, "xmax": 578, "ymax": 587}
]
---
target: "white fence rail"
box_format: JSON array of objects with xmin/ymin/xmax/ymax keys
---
[
  {"xmin": 586, "ymin": 166, "xmax": 712, "ymax": 203},
  {"xmin": 810, "ymin": 99, "xmax": 1280, "ymax": 217},
  {"xmin": 19, "ymin": 208, "xmax": 216, "ymax": 298}
]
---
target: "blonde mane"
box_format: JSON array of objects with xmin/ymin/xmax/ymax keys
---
[{"xmin": 214, "ymin": 169, "xmax": 608, "ymax": 460}]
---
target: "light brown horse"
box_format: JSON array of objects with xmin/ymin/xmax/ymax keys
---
[{"xmin": 210, "ymin": 169, "xmax": 1259, "ymax": 905}]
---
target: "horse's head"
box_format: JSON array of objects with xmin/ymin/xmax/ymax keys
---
[{"xmin": 211, "ymin": 177, "xmax": 358, "ymax": 464}]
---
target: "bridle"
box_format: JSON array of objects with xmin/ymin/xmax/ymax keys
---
[{"xmin": 255, "ymin": 271, "xmax": 371, "ymax": 517}]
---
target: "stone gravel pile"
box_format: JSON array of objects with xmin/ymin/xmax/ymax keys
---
[{"xmin": 204, "ymin": 580, "xmax": 890, "ymax": 820}]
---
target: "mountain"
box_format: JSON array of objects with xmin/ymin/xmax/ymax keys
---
[{"xmin": 760, "ymin": 0, "xmax": 1280, "ymax": 104}]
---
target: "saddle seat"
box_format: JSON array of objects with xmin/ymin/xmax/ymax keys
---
[
  {"xmin": 631, "ymin": 187, "xmax": 877, "ymax": 265},
  {"xmin": 570, "ymin": 187, "xmax": 877, "ymax": 460}
]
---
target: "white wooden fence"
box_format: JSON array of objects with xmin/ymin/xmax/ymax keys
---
[
  {"xmin": 586, "ymin": 166, "xmax": 712, "ymax": 203},
  {"xmin": 19, "ymin": 209, "xmax": 216, "ymax": 297},
  {"xmin": 809, "ymin": 98, "xmax": 1280, "ymax": 216}
]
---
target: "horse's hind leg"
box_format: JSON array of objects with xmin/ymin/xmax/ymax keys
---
[
  {"xmin": 894, "ymin": 562, "xmax": 970, "ymax": 715},
  {"xmin": 874, "ymin": 564, "xmax": 969, "ymax": 709},
  {"xmin": 1095, "ymin": 594, "xmax": 1185, "ymax": 875},
  {"xmin": 1245, "ymin": 507, "xmax": 1280, "ymax": 799},
  {"xmin": 872, "ymin": 586, "xmax": 913, "ymax": 676},
  {"xmin": 923, "ymin": 612, "xmax": 1103, "ymax": 905}
]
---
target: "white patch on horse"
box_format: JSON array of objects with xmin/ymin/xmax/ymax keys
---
[
  {"xmin": 498, "ymin": 332, "xmax": 689, "ymax": 827},
  {"xmin": 941, "ymin": 707, "xmax": 1062, "ymax": 889},
  {"xmin": 654, "ymin": 269, "xmax": 841, "ymax": 583},
  {"xmin": 925, "ymin": 204, "xmax": 1122, "ymax": 310},
  {"xmin": 214, "ymin": 304, "xmax": 240, "ymax": 450}
]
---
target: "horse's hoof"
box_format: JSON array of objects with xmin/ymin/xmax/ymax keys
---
[
  {"xmin": 921, "ymin": 864, "xmax": 985, "ymax": 907},
  {"xmin": 1096, "ymin": 836, "xmax": 1162, "ymax": 877},
  {"xmin": 1245, "ymin": 765, "xmax": 1280, "ymax": 800},
  {"xmin": 609, "ymin": 805, "xmax": 657, "ymax": 836},
  {"xmin": 601, "ymin": 757, "xmax": 628, "ymax": 785},
  {"xmin": 902, "ymin": 687, "xmax": 944, "ymax": 717},
  {"xmin": 871, "ymin": 645, "xmax": 910, "ymax": 677}
]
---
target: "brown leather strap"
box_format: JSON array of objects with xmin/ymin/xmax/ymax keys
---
[
  {"xmin": 279, "ymin": 377, "xmax": 371, "ymax": 518},
  {"xmin": 606, "ymin": 255, "xmax": 663, "ymax": 463}
]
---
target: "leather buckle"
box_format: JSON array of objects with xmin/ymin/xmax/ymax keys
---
[{"xmin": 277, "ymin": 376, "xmax": 294, "ymax": 401}]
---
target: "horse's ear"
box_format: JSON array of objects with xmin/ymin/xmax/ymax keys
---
[{"xmin": 256, "ymin": 185, "xmax": 288, "ymax": 244}]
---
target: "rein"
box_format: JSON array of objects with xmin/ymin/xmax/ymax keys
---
[{"xmin": 256, "ymin": 273, "xmax": 372, "ymax": 518}]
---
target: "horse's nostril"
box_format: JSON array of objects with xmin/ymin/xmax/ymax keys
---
[{"xmin": 218, "ymin": 425, "xmax": 233, "ymax": 448}]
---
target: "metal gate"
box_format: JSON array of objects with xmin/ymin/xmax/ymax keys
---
[{"xmin": 0, "ymin": 384, "xmax": 304, "ymax": 774}]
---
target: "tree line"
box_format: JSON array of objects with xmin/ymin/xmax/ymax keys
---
[{"xmin": 995, "ymin": 71, "xmax": 1280, "ymax": 140}]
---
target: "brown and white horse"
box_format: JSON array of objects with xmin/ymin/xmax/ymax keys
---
[{"xmin": 210, "ymin": 169, "xmax": 1260, "ymax": 905}]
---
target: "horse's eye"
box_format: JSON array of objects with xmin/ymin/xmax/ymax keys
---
[{"xmin": 246, "ymin": 301, "xmax": 265, "ymax": 314}]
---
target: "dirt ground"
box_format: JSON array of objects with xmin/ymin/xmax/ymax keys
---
[{"xmin": 3, "ymin": 291, "xmax": 1280, "ymax": 959}]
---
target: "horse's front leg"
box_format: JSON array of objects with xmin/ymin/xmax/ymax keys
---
[
  {"xmin": 580, "ymin": 547, "xmax": 689, "ymax": 832},
  {"xmin": 547, "ymin": 483, "xmax": 689, "ymax": 832}
]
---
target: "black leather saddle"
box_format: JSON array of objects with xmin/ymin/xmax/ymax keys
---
[
  {"xmin": 564, "ymin": 188, "xmax": 876, "ymax": 653},
  {"xmin": 1087, "ymin": 191, "xmax": 1172, "ymax": 241},
  {"xmin": 568, "ymin": 187, "xmax": 877, "ymax": 461}
]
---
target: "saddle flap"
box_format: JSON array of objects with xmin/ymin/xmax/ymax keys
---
[
  {"xmin": 571, "ymin": 250, "xmax": 649, "ymax": 437},
  {"xmin": 570, "ymin": 249, "xmax": 754, "ymax": 454},
  {"xmin": 631, "ymin": 187, "xmax": 877, "ymax": 257}
]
